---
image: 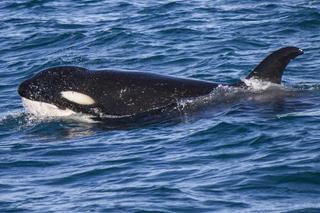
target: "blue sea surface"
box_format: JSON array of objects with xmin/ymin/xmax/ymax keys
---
[{"xmin": 1, "ymin": 0, "xmax": 320, "ymax": 212}]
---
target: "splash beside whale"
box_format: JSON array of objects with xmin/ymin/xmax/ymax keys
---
[{"xmin": 18, "ymin": 46, "xmax": 303, "ymax": 121}]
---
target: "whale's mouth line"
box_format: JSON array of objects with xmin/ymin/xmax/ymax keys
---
[
  {"xmin": 21, "ymin": 97, "xmax": 76, "ymax": 117},
  {"xmin": 21, "ymin": 98, "xmax": 100, "ymax": 123},
  {"xmin": 20, "ymin": 97, "xmax": 143, "ymax": 120}
]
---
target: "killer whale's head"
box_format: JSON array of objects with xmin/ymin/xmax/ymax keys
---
[{"xmin": 18, "ymin": 66, "xmax": 98, "ymax": 117}]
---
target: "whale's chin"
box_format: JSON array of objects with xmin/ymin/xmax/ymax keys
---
[
  {"xmin": 21, "ymin": 98, "xmax": 98, "ymax": 123},
  {"xmin": 21, "ymin": 97, "xmax": 76, "ymax": 117}
]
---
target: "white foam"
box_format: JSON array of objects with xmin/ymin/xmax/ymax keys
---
[
  {"xmin": 243, "ymin": 78, "xmax": 283, "ymax": 91},
  {"xmin": 278, "ymin": 109, "xmax": 320, "ymax": 118}
]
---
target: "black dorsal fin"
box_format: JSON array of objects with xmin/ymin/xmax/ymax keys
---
[{"xmin": 246, "ymin": 46, "xmax": 303, "ymax": 84}]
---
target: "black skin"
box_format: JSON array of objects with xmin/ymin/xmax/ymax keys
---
[
  {"xmin": 19, "ymin": 67, "xmax": 219, "ymax": 116},
  {"xmin": 18, "ymin": 46, "xmax": 303, "ymax": 118}
]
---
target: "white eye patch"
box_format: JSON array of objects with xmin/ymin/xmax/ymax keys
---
[{"xmin": 61, "ymin": 91, "xmax": 95, "ymax": 105}]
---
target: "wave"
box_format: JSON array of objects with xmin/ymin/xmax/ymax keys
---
[{"xmin": 278, "ymin": 109, "xmax": 320, "ymax": 118}]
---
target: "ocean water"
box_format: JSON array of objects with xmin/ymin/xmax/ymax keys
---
[{"xmin": 1, "ymin": 0, "xmax": 320, "ymax": 212}]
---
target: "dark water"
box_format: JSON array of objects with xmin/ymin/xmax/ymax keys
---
[{"xmin": 1, "ymin": 0, "xmax": 320, "ymax": 212}]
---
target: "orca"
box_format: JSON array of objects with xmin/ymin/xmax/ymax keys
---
[{"xmin": 18, "ymin": 46, "xmax": 303, "ymax": 120}]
